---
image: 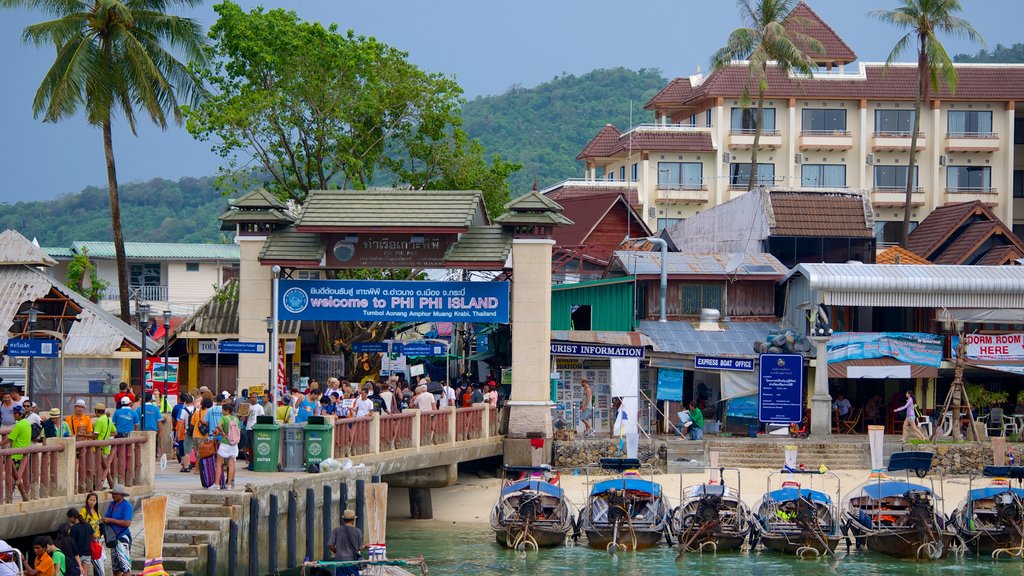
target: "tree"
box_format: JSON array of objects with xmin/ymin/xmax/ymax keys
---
[
  {"xmin": 2, "ymin": 0, "xmax": 208, "ymax": 321},
  {"xmin": 712, "ymin": 0, "xmax": 822, "ymax": 191},
  {"xmin": 871, "ymin": 0, "xmax": 982, "ymax": 247},
  {"xmin": 66, "ymin": 248, "xmax": 109, "ymax": 303}
]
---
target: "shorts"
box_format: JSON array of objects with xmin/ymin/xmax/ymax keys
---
[
  {"xmin": 111, "ymin": 538, "xmax": 131, "ymax": 573},
  {"xmin": 217, "ymin": 443, "xmax": 239, "ymax": 459},
  {"xmin": 580, "ymin": 409, "xmax": 593, "ymax": 420}
]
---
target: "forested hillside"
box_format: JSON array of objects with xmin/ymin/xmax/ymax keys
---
[
  {"xmin": 954, "ymin": 43, "xmax": 1024, "ymax": 63},
  {"xmin": 462, "ymin": 67, "xmax": 668, "ymax": 193}
]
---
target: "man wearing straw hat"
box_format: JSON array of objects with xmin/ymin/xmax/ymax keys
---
[
  {"xmin": 102, "ymin": 485, "xmax": 133, "ymax": 576},
  {"xmin": 328, "ymin": 510, "xmax": 365, "ymax": 575}
]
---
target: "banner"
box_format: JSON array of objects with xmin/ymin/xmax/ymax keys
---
[
  {"xmin": 146, "ymin": 357, "xmax": 179, "ymax": 396},
  {"xmin": 278, "ymin": 279, "xmax": 509, "ymax": 324},
  {"xmin": 952, "ymin": 333, "xmax": 1024, "ymax": 361},
  {"xmin": 758, "ymin": 354, "xmax": 804, "ymax": 423},
  {"xmin": 827, "ymin": 332, "xmax": 944, "ymax": 368},
  {"xmin": 656, "ymin": 369, "xmax": 684, "ymax": 402},
  {"xmin": 550, "ymin": 342, "xmax": 645, "ymax": 358}
]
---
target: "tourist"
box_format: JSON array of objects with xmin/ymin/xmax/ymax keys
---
[
  {"xmin": 79, "ymin": 493, "xmax": 104, "ymax": 576},
  {"xmin": 368, "ymin": 386, "xmax": 385, "ymax": 413},
  {"xmin": 205, "ymin": 396, "xmax": 225, "ymax": 441},
  {"xmin": 54, "ymin": 523, "xmax": 82, "ymax": 576},
  {"xmin": 275, "ymin": 395, "xmax": 294, "ymax": 424},
  {"xmin": 175, "ymin": 393, "xmax": 196, "ymax": 472},
  {"xmin": 93, "ymin": 404, "xmax": 113, "ymax": 455},
  {"xmin": 832, "ymin": 392, "xmax": 852, "ymax": 422},
  {"xmin": 2, "ymin": 406, "xmax": 31, "ymax": 498},
  {"xmin": 191, "ymin": 397, "xmax": 213, "ymax": 475},
  {"xmin": 413, "ymin": 385, "xmax": 435, "ymax": 412},
  {"xmin": 112, "ymin": 398, "xmax": 139, "ymax": 438},
  {"xmin": 215, "ymin": 404, "xmax": 241, "ymax": 490},
  {"xmin": 864, "ymin": 394, "xmax": 882, "ymax": 426},
  {"xmin": 67, "ymin": 510, "xmax": 94, "ymax": 576},
  {"xmin": 328, "ymin": 510, "xmax": 366, "ymax": 576},
  {"xmin": 102, "ymin": 484, "xmax": 133, "ymax": 576},
  {"xmin": 66, "ymin": 399, "xmax": 94, "ymax": 439},
  {"xmin": 23, "ymin": 400, "xmax": 41, "ymax": 426},
  {"xmin": 379, "ymin": 384, "xmax": 395, "ymax": 414},
  {"xmin": 354, "ymin": 388, "xmax": 375, "ymax": 417},
  {"xmin": 895, "ymin": 390, "xmax": 925, "ymax": 440},
  {"xmin": 579, "ymin": 379, "xmax": 593, "ymax": 437},
  {"xmin": 113, "ymin": 383, "xmax": 135, "ymax": 408},
  {"xmin": 25, "ymin": 536, "xmax": 55, "ymax": 576},
  {"xmin": 42, "ymin": 408, "xmax": 70, "ymax": 438},
  {"xmin": 460, "ymin": 385, "xmax": 473, "ymax": 408},
  {"xmin": 0, "ymin": 392, "xmax": 15, "ymax": 426},
  {"xmin": 470, "ymin": 384, "xmax": 484, "ymax": 405},
  {"xmin": 438, "ymin": 381, "xmax": 456, "ymax": 409},
  {"xmin": 485, "ymin": 384, "xmax": 499, "ymax": 407},
  {"xmin": 9, "ymin": 387, "xmax": 25, "ymax": 406}
]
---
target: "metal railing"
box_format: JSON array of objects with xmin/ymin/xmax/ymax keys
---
[
  {"xmin": 730, "ymin": 129, "xmax": 781, "ymax": 136},
  {"xmin": 872, "ymin": 186, "xmax": 924, "ymax": 194},
  {"xmin": 622, "ymin": 123, "xmax": 712, "ymax": 136},
  {"xmin": 947, "ymin": 132, "xmax": 998, "ymax": 138},
  {"xmin": 872, "ymin": 131, "xmax": 925, "ymax": 138},
  {"xmin": 103, "ymin": 285, "xmax": 169, "ymax": 302},
  {"xmin": 800, "ymin": 129, "xmax": 852, "ymax": 136},
  {"xmin": 656, "ymin": 184, "xmax": 709, "ymax": 191},
  {"xmin": 946, "ymin": 187, "xmax": 997, "ymax": 194}
]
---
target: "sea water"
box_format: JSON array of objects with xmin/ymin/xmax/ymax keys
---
[{"xmin": 385, "ymin": 521, "xmax": 1024, "ymax": 575}]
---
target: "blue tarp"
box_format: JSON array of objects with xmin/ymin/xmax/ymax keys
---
[
  {"xmin": 592, "ymin": 478, "xmax": 662, "ymax": 497},
  {"xmin": 983, "ymin": 466, "xmax": 1024, "ymax": 480},
  {"xmin": 968, "ymin": 487, "xmax": 1024, "ymax": 501},
  {"xmin": 860, "ymin": 481, "xmax": 932, "ymax": 500},
  {"xmin": 766, "ymin": 488, "xmax": 832, "ymax": 505},
  {"xmin": 501, "ymin": 480, "xmax": 564, "ymax": 498}
]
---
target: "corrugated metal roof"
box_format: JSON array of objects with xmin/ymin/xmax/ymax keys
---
[
  {"xmin": 610, "ymin": 251, "xmax": 788, "ymax": 277},
  {"xmin": 69, "ymin": 241, "xmax": 239, "ymax": 261},
  {"xmin": 788, "ymin": 263, "xmax": 1024, "ymax": 308},
  {"xmin": 41, "ymin": 247, "xmax": 75, "ymax": 259},
  {"xmin": 550, "ymin": 330, "xmax": 653, "ymax": 348},
  {"xmin": 639, "ymin": 320, "xmax": 781, "ymax": 357},
  {"xmin": 296, "ymin": 190, "xmax": 487, "ymax": 230},
  {"xmin": 177, "ymin": 279, "xmax": 300, "ymax": 337},
  {"xmin": 0, "ymin": 230, "xmax": 58, "ymax": 267}
]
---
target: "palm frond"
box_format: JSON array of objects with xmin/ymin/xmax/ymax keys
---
[
  {"xmin": 924, "ymin": 32, "xmax": 958, "ymax": 92},
  {"xmin": 31, "ymin": 30, "xmax": 93, "ymax": 121},
  {"xmin": 712, "ymin": 27, "xmax": 757, "ymax": 70},
  {"xmin": 21, "ymin": 12, "xmax": 87, "ymax": 47}
]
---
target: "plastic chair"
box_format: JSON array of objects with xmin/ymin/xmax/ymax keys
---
[
  {"xmin": 987, "ymin": 408, "xmax": 1005, "ymax": 437},
  {"xmin": 1002, "ymin": 413, "xmax": 1020, "ymax": 437},
  {"xmin": 917, "ymin": 415, "xmax": 933, "ymax": 437}
]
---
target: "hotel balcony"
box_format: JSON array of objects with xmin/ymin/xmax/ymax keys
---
[
  {"xmin": 799, "ymin": 130, "xmax": 854, "ymax": 152},
  {"xmin": 945, "ymin": 132, "xmax": 1000, "ymax": 153},
  {"xmin": 871, "ymin": 187, "xmax": 925, "ymax": 208},
  {"xmin": 872, "ymin": 132, "xmax": 926, "ymax": 152},
  {"xmin": 728, "ymin": 129, "xmax": 782, "ymax": 150},
  {"xmin": 653, "ymin": 185, "xmax": 710, "ymax": 204},
  {"xmin": 944, "ymin": 187, "xmax": 999, "ymax": 207}
]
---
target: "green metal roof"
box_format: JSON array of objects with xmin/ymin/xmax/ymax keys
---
[
  {"xmin": 296, "ymin": 189, "xmax": 487, "ymax": 230},
  {"xmin": 258, "ymin": 226, "xmax": 325, "ymax": 263},
  {"xmin": 70, "ymin": 241, "xmax": 239, "ymax": 260},
  {"xmin": 444, "ymin": 226, "xmax": 512, "ymax": 265},
  {"xmin": 41, "ymin": 247, "xmax": 75, "ymax": 259},
  {"xmin": 229, "ymin": 188, "xmax": 287, "ymax": 210},
  {"xmin": 552, "ymin": 276, "xmax": 636, "ymax": 291}
]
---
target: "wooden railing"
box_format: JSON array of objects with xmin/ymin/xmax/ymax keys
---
[
  {"xmin": 334, "ymin": 416, "xmax": 373, "ymax": 457},
  {"xmin": 455, "ymin": 406, "xmax": 485, "ymax": 441},
  {"xmin": 74, "ymin": 436, "xmax": 148, "ymax": 494},
  {"xmin": 488, "ymin": 406, "xmax": 499, "ymax": 436},
  {"xmin": 0, "ymin": 443, "xmax": 64, "ymax": 503},
  {"xmin": 419, "ymin": 410, "xmax": 451, "ymax": 446},
  {"xmin": 379, "ymin": 413, "xmax": 415, "ymax": 452}
]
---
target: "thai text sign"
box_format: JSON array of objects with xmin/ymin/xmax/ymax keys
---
[
  {"xmin": 827, "ymin": 332, "xmax": 944, "ymax": 367},
  {"xmin": 278, "ymin": 280, "xmax": 510, "ymax": 323},
  {"xmin": 549, "ymin": 342, "xmax": 645, "ymax": 358},
  {"xmin": 758, "ymin": 353, "xmax": 803, "ymax": 423},
  {"xmin": 694, "ymin": 355, "xmax": 754, "ymax": 372},
  {"xmin": 6, "ymin": 338, "xmax": 59, "ymax": 358},
  {"xmin": 326, "ymin": 234, "xmax": 455, "ymax": 269},
  {"xmin": 952, "ymin": 334, "xmax": 1024, "ymax": 361}
]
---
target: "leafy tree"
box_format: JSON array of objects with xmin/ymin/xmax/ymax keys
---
[
  {"xmin": 954, "ymin": 43, "xmax": 1024, "ymax": 63},
  {"xmin": 712, "ymin": 0, "xmax": 822, "ymax": 191},
  {"xmin": 65, "ymin": 248, "xmax": 109, "ymax": 303},
  {"xmin": 871, "ymin": 0, "xmax": 982, "ymax": 247},
  {"xmin": 3, "ymin": 0, "xmax": 208, "ymax": 321}
]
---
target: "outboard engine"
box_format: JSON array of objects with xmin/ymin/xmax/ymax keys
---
[
  {"xmin": 607, "ymin": 491, "xmax": 628, "ymax": 523},
  {"xmin": 695, "ymin": 494, "xmax": 723, "ymax": 525},
  {"xmin": 996, "ymin": 492, "xmax": 1023, "ymax": 534},
  {"xmin": 518, "ymin": 494, "xmax": 542, "ymax": 521}
]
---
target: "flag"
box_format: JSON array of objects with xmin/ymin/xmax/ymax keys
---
[{"xmin": 277, "ymin": 342, "xmax": 288, "ymax": 397}]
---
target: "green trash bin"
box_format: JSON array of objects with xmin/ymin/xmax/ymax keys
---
[
  {"xmin": 251, "ymin": 418, "xmax": 281, "ymax": 473},
  {"xmin": 304, "ymin": 416, "xmax": 334, "ymax": 471}
]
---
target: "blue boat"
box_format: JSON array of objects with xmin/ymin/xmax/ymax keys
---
[
  {"xmin": 578, "ymin": 459, "xmax": 673, "ymax": 551},
  {"xmin": 673, "ymin": 468, "xmax": 751, "ymax": 554},
  {"xmin": 752, "ymin": 470, "xmax": 842, "ymax": 557},
  {"xmin": 949, "ymin": 466, "xmax": 1024, "ymax": 558},
  {"xmin": 490, "ymin": 466, "xmax": 575, "ymax": 550}
]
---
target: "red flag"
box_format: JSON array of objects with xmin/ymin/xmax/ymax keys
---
[{"xmin": 277, "ymin": 342, "xmax": 288, "ymax": 396}]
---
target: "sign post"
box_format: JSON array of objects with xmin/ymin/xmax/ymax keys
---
[{"xmin": 758, "ymin": 353, "xmax": 804, "ymax": 424}]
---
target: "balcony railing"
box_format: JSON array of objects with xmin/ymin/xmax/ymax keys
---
[
  {"xmin": 947, "ymin": 131, "xmax": 998, "ymax": 138},
  {"xmin": 872, "ymin": 186, "xmax": 924, "ymax": 194},
  {"xmin": 730, "ymin": 129, "xmax": 781, "ymax": 136},
  {"xmin": 873, "ymin": 131, "xmax": 925, "ymax": 138},
  {"xmin": 800, "ymin": 130, "xmax": 851, "ymax": 136},
  {"xmin": 623, "ymin": 123, "xmax": 712, "ymax": 136},
  {"xmin": 656, "ymin": 184, "xmax": 708, "ymax": 191},
  {"xmin": 102, "ymin": 285, "xmax": 168, "ymax": 302},
  {"xmin": 946, "ymin": 187, "xmax": 998, "ymax": 194}
]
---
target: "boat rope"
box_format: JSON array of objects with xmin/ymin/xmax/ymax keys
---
[
  {"xmin": 795, "ymin": 546, "xmax": 819, "ymax": 559},
  {"xmin": 698, "ymin": 541, "xmax": 717, "ymax": 555}
]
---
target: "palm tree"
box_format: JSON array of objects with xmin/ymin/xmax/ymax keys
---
[
  {"xmin": 3, "ymin": 0, "xmax": 207, "ymax": 321},
  {"xmin": 712, "ymin": 0, "xmax": 822, "ymax": 191},
  {"xmin": 871, "ymin": 0, "xmax": 982, "ymax": 248}
]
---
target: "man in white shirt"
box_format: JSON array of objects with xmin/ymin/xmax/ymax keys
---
[
  {"xmin": 414, "ymin": 385, "xmax": 436, "ymax": 411},
  {"xmin": 245, "ymin": 395, "xmax": 265, "ymax": 430},
  {"xmin": 379, "ymin": 385, "xmax": 395, "ymax": 413},
  {"xmin": 354, "ymin": 388, "xmax": 374, "ymax": 418},
  {"xmin": 438, "ymin": 381, "xmax": 456, "ymax": 409}
]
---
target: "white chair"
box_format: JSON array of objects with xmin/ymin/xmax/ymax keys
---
[
  {"xmin": 917, "ymin": 415, "xmax": 933, "ymax": 437},
  {"xmin": 1002, "ymin": 413, "xmax": 1021, "ymax": 437}
]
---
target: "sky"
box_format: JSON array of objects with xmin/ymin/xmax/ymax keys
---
[{"xmin": 0, "ymin": 0, "xmax": 1022, "ymax": 204}]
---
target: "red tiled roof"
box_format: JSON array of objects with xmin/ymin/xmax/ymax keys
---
[
  {"xmin": 975, "ymin": 245, "xmax": 1024, "ymax": 266},
  {"xmin": 876, "ymin": 246, "xmax": 930, "ymax": 265},
  {"xmin": 768, "ymin": 191, "xmax": 873, "ymax": 238},
  {"xmin": 644, "ymin": 77, "xmax": 696, "ymax": 109},
  {"xmin": 783, "ymin": 2, "xmax": 857, "ymax": 65},
  {"xmin": 905, "ymin": 201, "xmax": 990, "ymax": 258},
  {"xmin": 576, "ymin": 124, "xmax": 621, "ymax": 160},
  {"xmin": 578, "ymin": 129, "xmax": 716, "ymax": 159},
  {"xmin": 547, "ymin": 186, "xmax": 641, "ymax": 210},
  {"xmin": 932, "ymin": 221, "xmax": 1000, "ymax": 265}
]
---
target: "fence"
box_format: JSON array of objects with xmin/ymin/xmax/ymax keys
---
[
  {"xmin": 75, "ymin": 436, "xmax": 149, "ymax": 494},
  {"xmin": 0, "ymin": 443, "xmax": 64, "ymax": 503},
  {"xmin": 333, "ymin": 416, "xmax": 373, "ymax": 457},
  {"xmin": 331, "ymin": 405, "xmax": 501, "ymax": 459}
]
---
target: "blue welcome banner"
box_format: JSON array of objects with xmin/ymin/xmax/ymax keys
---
[
  {"xmin": 278, "ymin": 280, "xmax": 510, "ymax": 323},
  {"xmin": 656, "ymin": 369, "xmax": 684, "ymax": 402},
  {"xmin": 827, "ymin": 332, "xmax": 943, "ymax": 368}
]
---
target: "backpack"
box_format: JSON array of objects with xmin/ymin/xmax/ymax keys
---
[
  {"xmin": 226, "ymin": 416, "xmax": 241, "ymax": 446},
  {"xmin": 197, "ymin": 409, "xmax": 210, "ymax": 435},
  {"xmin": 183, "ymin": 406, "xmax": 196, "ymax": 436}
]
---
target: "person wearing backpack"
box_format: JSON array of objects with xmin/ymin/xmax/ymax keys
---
[
  {"xmin": 215, "ymin": 403, "xmax": 241, "ymax": 490},
  {"xmin": 175, "ymin": 393, "xmax": 195, "ymax": 473}
]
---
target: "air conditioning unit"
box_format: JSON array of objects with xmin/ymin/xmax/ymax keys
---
[
  {"xmin": 648, "ymin": 207, "xmax": 656, "ymax": 218},
  {"xmin": 794, "ymin": 153, "xmax": 803, "ymax": 164},
  {"xmin": 939, "ymin": 155, "xmax": 948, "ymax": 166},
  {"xmin": 722, "ymin": 152, "xmax": 731, "ymax": 164},
  {"xmin": 865, "ymin": 154, "xmax": 874, "ymax": 165}
]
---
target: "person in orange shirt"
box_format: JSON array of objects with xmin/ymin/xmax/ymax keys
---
[
  {"xmin": 25, "ymin": 536, "xmax": 55, "ymax": 576},
  {"xmin": 66, "ymin": 400, "xmax": 94, "ymax": 439}
]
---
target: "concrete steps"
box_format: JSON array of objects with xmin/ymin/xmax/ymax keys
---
[
  {"xmin": 707, "ymin": 439, "xmax": 868, "ymax": 469},
  {"xmin": 164, "ymin": 529, "xmax": 220, "ymax": 544},
  {"xmin": 166, "ymin": 516, "xmax": 230, "ymax": 532},
  {"xmin": 178, "ymin": 503, "xmax": 235, "ymax": 518}
]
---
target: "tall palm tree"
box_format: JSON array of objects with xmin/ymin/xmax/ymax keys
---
[
  {"xmin": 3, "ymin": 0, "xmax": 207, "ymax": 321},
  {"xmin": 712, "ymin": 0, "xmax": 822, "ymax": 191},
  {"xmin": 871, "ymin": 0, "xmax": 982, "ymax": 248}
]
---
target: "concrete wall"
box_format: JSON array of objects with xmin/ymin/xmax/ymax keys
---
[
  {"xmin": 237, "ymin": 239, "xmax": 273, "ymax": 389},
  {"xmin": 166, "ymin": 261, "xmax": 223, "ymax": 307}
]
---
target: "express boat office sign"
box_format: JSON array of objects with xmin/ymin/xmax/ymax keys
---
[
  {"xmin": 550, "ymin": 342, "xmax": 645, "ymax": 358},
  {"xmin": 278, "ymin": 279, "xmax": 510, "ymax": 323}
]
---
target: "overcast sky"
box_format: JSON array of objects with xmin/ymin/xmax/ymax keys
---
[{"xmin": 0, "ymin": 0, "xmax": 1021, "ymax": 204}]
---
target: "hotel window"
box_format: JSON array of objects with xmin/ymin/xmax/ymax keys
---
[
  {"xmin": 631, "ymin": 163, "xmax": 638, "ymax": 181},
  {"xmin": 619, "ymin": 166, "xmax": 626, "ymax": 181},
  {"xmin": 801, "ymin": 164, "xmax": 846, "ymax": 187},
  {"xmin": 1015, "ymin": 118, "xmax": 1024, "ymax": 145},
  {"xmin": 185, "ymin": 262, "xmax": 200, "ymax": 272},
  {"xmin": 729, "ymin": 163, "xmax": 775, "ymax": 186},
  {"xmin": 657, "ymin": 162, "xmax": 703, "ymax": 189},
  {"xmin": 657, "ymin": 217, "xmax": 684, "ymax": 231},
  {"xmin": 873, "ymin": 165, "xmax": 919, "ymax": 190},
  {"xmin": 874, "ymin": 110, "xmax": 916, "ymax": 134},
  {"xmin": 947, "ymin": 166, "xmax": 992, "ymax": 192},
  {"xmin": 802, "ymin": 109, "xmax": 847, "ymax": 132},
  {"xmin": 948, "ymin": 110, "xmax": 992, "ymax": 135},
  {"xmin": 1015, "ymin": 170, "xmax": 1024, "ymax": 198},
  {"xmin": 730, "ymin": 107, "xmax": 776, "ymax": 131},
  {"xmin": 681, "ymin": 284, "xmax": 724, "ymax": 315}
]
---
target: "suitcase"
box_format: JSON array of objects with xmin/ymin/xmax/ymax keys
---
[{"xmin": 199, "ymin": 454, "xmax": 218, "ymax": 488}]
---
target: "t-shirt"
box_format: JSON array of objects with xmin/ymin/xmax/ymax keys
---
[
  {"xmin": 0, "ymin": 560, "xmax": 20, "ymax": 576},
  {"xmin": 414, "ymin": 394, "xmax": 434, "ymax": 412},
  {"xmin": 690, "ymin": 407, "xmax": 704, "ymax": 429},
  {"xmin": 328, "ymin": 525, "xmax": 363, "ymax": 561},
  {"xmin": 80, "ymin": 507, "xmax": 102, "ymax": 538},
  {"xmin": 438, "ymin": 387, "xmax": 455, "ymax": 408},
  {"xmin": 470, "ymin": 390, "xmax": 484, "ymax": 404},
  {"xmin": 71, "ymin": 522, "xmax": 93, "ymax": 559},
  {"xmin": 191, "ymin": 408, "xmax": 208, "ymax": 439},
  {"xmin": 379, "ymin": 391, "xmax": 394, "ymax": 413},
  {"xmin": 205, "ymin": 405, "xmax": 223, "ymax": 438},
  {"xmin": 295, "ymin": 400, "xmax": 315, "ymax": 424},
  {"xmin": 32, "ymin": 551, "xmax": 54, "ymax": 576},
  {"xmin": 50, "ymin": 549, "xmax": 66, "ymax": 576},
  {"xmin": 0, "ymin": 403, "xmax": 15, "ymax": 426},
  {"xmin": 113, "ymin": 407, "xmax": 139, "ymax": 435},
  {"xmin": 113, "ymin": 391, "xmax": 136, "ymax": 407},
  {"xmin": 354, "ymin": 398, "xmax": 374, "ymax": 418},
  {"xmin": 138, "ymin": 404, "xmax": 161, "ymax": 431},
  {"xmin": 105, "ymin": 499, "xmax": 133, "ymax": 539},
  {"xmin": 833, "ymin": 398, "xmax": 852, "ymax": 417},
  {"xmin": 93, "ymin": 415, "xmax": 113, "ymax": 455},
  {"xmin": 219, "ymin": 415, "xmax": 240, "ymax": 444},
  {"xmin": 65, "ymin": 414, "xmax": 93, "ymax": 437},
  {"xmin": 245, "ymin": 403, "xmax": 264, "ymax": 430},
  {"xmin": 8, "ymin": 419, "xmax": 31, "ymax": 460},
  {"xmin": 275, "ymin": 405, "xmax": 292, "ymax": 424},
  {"xmin": 56, "ymin": 547, "xmax": 79, "ymax": 576}
]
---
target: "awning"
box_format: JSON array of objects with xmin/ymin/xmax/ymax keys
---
[
  {"xmin": 549, "ymin": 330, "xmax": 653, "ymax": 347},
  {"xmin": 466, "ymin": 350, "xmax": 495, "ymax": 362},
  {"xmin": 968, "ymin": 363, "xmax": 1024, "ymax": 376},
  {"xmin": 828, "ymin": 358, "xmax": 937, "ymax": 379}
]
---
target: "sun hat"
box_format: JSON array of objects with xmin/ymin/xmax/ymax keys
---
[
  {"xmin": 120, "ymin": 397, "xmax": 132, "ymax": 405},
  {"xmin": 109, "ymin": 484, "xmax": 129, "ymax": 496},
  {"xmin": 94, "ymin": 403, "xmax": 106, "ymax": 412},
  {"xmin": 342, "ymin": 509, "xmax": 356, "ymax": 520},
  {"xmin": 49, "ymin": 408, "xmax": 61, "ymax": 417},
  {"xmin": 74, "ymin": 399, "xmax": 86, "ymax": 407}
]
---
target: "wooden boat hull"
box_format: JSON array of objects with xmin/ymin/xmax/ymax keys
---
[
  {"xmin": 865, "ymin": 530, "xmax": 953, "ymax": 559},
  {"xmin": 584, "ymin": 528, "xmax": 665, "ymax": 550},
  {"xmin": 677, "ymin": 530, "xmax": 747, "ymax": 553},
  {"xmin": 758, "ymin": 532, "xmax": 841, "ymax": 555},
  {"xmin": 493, "ymin": 527, "xmax": 568, "ymax": 549},
  {"xmin": 957, "ymin": 529, "xmax": 1024, "ymax": 556}
]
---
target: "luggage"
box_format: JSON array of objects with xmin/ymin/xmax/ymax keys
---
[{"xmin": 199, "ymin": 455, "xmax": 218, "ymax": 489}]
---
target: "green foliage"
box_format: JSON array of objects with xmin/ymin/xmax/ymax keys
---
[
  {"xmin": 955, "ymin": 43, "xmax": 1024, "ymax": 63},
  {"xmin": 65, "ymin": 248, "xmax": 109, "ymax": 303},
  {"xmin": 0, "ymin": 176, "xmax": 233, "ymax": 245},
  {"xmin": 461, "ymin": 68, "xmax": 667, "ymax": 195},
  {"xmin": 965, "ymin": 383, "xmax": 1008, "ymax": 410}
]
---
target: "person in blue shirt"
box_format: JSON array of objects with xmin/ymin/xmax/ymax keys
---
[
  {"xmin": 295, "ymin": 394, "xmax": 315, "ymax": 424},
  {"xmin": 112, "ymin": 397, "xmax": 140, "ymax": 437},
  {"xmin": 138, "ymin": 393, "xmax": 162, "ymax": 432},
  {"xmin": 205, "ymin": 396, "xmax": 224, "ymax": 440},
  {"xmin": 103, "ymin": 484, "xmax": 134, "ymax": 576}
]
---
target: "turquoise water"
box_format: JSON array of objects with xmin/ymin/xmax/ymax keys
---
[{"xmin": 386, "ymin": 521, "xmax": 1024, "ymax": 575}]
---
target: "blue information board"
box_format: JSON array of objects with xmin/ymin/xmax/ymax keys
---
[
  {"xmin": 6, "ymin": 338, "xmax": 60, "ymax": 358},
  {"xmin": 403, "ymin": 342, "xmax": 447, "ymax": 357},
  {"xmin": 352, "ymin": 342, "xmax": 403, "ymax": 354},
  {"xmin": 218, "ymin": 341, "xmax": 267, "ymax": 354},
  {"xmin": 758, "ymin": 353, "xmax": 804, "ymax": 423},
  {"xmin": 278, "ymin": 280, "xmax": 510, "ymax": 324},
  {"xmin": 656, "ymin": 369, "xmax": 684, "ymax": 402}
]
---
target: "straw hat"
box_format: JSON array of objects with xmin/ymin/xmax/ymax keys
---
[
  {"xmin": 94, "ymin": 403, "xmax": 107, "ymax": 413},
  {"xmin": 342, "ymin": 509, "xmax": 356, "ymax": 520},
  {"xmin": 49, "ymin": 408, "xmax": 61, "ymax": 417}
]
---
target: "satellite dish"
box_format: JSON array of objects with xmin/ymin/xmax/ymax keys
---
[{"xmin": 725, "ymin": 253, "xmax": 745, "ymax": 274}]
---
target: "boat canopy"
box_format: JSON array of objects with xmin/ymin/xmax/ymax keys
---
[
  {"xmin": 968, "ymin": 487, "xmax": 1024, "ymax": 501},
  {"xmin": 887, "ymin": 451, "xmax": 934, "ymax": 473},
  {"xmin": 592, "ymin": 478, "xmax": 662, "ymax": 497},
  {"xmin": 983, "ymin": 466, "xmax": 1024, "ymax": 480},
  {"xmin": 501, "ymin": 479, "xmax": 564, "ymax": 498},
  {"xmin": 858, "ymin": 481, "xmax": 932, "ymax": 500},
  {"xmin": 599, "ymin": 458, "xmax": 642, "ymax": 471},
  {"xmin": 766, "ymin": 488, "xmax": 832, "ymax": 505}
]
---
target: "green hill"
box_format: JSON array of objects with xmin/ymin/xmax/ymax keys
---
[{"xmin": 954, "ymin": 43, "xmax": 1024, "ymax": 63}]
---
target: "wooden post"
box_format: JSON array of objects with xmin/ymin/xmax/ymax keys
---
[
  {"xmin": 305, "ymin": 487, "xmax": 315, "ymax": 560},
  {"xmin": 268, "ymin": 494, "xmax": 278, "ymax": 575},
  {"xmin": 370, "ymin": 412, "xmax": 381, "ymax": 454},
  {"xmin": 355, "ymin": 479, "xmax": 366, "ymax": 533},
  {"xmin": 448, "ymin": 406, "xmax": 457, "ymax": 445},
  {"xmin": 364, "ymin": 482, "xmax": 388, "ymax": 553},
  {"xmin": 993, "ymin": 436, "xmax": 1008, "ymax": 466},
  {"xmin": 411, "ymin": 410, "xmax": 422, "ymax": 450}
]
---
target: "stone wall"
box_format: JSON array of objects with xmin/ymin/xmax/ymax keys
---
[
  {"xmin": 552, "ymin": 439, "xmax": 667, "ymax": 472},
  {"xmin": 899, "ymin": 441, "xmax": 1024, "ymax": 476}
]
